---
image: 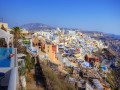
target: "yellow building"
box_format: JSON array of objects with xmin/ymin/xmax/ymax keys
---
[{"xmin": 74, "ymin": 53, "xmax": 81, "ymax": 58}]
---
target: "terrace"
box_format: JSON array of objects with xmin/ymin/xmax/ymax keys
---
[
  {"xmin": 0, "ymin": 28, "xmax": 18, "ymax": 90},
  {"xmin": 0, "ymin": 48, "xmax": 18, "ymax": 90}
]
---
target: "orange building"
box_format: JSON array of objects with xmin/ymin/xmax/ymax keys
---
[{"xmin": 45, "ymin": 43, "xmax": 59, "ymax": 63}]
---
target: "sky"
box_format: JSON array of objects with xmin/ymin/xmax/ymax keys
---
[{"xmin": 0, "ymin": 0, "xmax": 120, "ymax": 35}]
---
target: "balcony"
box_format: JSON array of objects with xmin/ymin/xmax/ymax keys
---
[{"xmin": 0, "ymin": 48, "xmax": 18, "ymax": 90}]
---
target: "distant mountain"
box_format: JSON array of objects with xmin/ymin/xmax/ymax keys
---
[
  {"xmin": 81, "ymin": 31, "xmax": 120, "ymax": 40},
  {"xmin": 20, "ymin": 23, "xmax": 55, "ymax": 31},
  {"xmin": 108, "ymin": 34, "xmax": 120, "ymax": 40},
  {"xmin": 20, "ymin": 23, "xmax": 120, "ymax": 40},
  {"xmin": 20, "ymin": 23, "xmax": 81, "ymax": 31}
]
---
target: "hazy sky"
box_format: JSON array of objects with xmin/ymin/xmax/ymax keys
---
[{"xmin": 0, "ymin": 0, "xmax": 120, "ymax": 35}]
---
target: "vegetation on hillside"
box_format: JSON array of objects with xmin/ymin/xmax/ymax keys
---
[
  {"xmin": 41, "ymin": 61, "xmax": 76, "ymax": 90},
  {"xmin": 106, "ymin": 70, "xmax": 115, "ymax": 90}
]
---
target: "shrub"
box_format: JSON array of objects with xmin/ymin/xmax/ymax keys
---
[
  {"xmin": 25, "ymin": 53, "xmax": 32, "ymax": 72},
  {"xmin": 41, "ymin": 61, "xmax": 76, "ymax": 90}
]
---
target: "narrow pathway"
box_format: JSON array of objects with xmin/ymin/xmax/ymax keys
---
[{"xmin": 34, "ymin": 56, "xmax": 47, "ymax": 90}]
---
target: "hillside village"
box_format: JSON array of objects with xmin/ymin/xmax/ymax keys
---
[{"xmin": 0, "ymin": 22, "xmax": 120, "ymax": 90}]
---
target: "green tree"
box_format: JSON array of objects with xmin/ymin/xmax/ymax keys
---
[
  {"xmin": 25, "ymin": 53, "xmax": 32, "ymax": 72},
  {"xmin": 12, "ymin": 27, "xmax": 22, "ymax": 39},
  {"xmin": 12, "ymin": 27, "xmax": 26, "ymax": 53}
]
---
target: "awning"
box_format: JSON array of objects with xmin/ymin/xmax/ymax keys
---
[{"xmin": 0, "ymin": 29, "xmax": 13, "ymax": 47}]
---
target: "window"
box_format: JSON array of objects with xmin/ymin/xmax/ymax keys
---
[{"xmin": 48, "ymin": 50, "xmax": 49, "ymax": 52}]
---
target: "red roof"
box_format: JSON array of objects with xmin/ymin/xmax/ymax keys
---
[{"xmin": 89, "ymin": 57, "xmax": 99, "ymax": 62}]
